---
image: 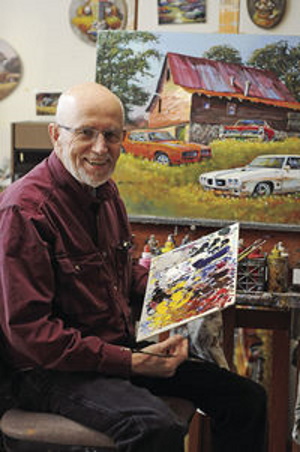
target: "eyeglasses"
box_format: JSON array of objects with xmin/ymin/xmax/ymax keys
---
[{"xmin": 58, "ymin": 124, "xmax": 123, "ymax": 144}]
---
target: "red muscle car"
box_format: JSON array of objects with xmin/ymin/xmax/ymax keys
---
[
  {"xmin": 219, "ymin": 119, "xmax": 285, "ymax": 141},
  {"xmin": 122, "ymin": 129, "xmax": 212, "ymax": 165}
]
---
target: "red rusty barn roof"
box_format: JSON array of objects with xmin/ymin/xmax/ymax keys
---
[{"xmin": 149, "ymin": 52, "xmax": 300, "ymax": 111}]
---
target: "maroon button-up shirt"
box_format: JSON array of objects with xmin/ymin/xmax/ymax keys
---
[{"xmin": 0, "ymin": 152, "xmax": 148, "ymax": 377}]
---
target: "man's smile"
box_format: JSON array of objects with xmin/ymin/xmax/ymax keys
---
[{"xmin": 84, "ymin": 158, "xmax": 109, "ymax": 167}]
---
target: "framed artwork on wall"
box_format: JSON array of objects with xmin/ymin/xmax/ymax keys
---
[
  {"xmin": 158, "ymin": 0, "xmax": 206, "ymax": 25},
  {"xmin": 69, "ymin": 0, "xmax": 138, "ymax": 45},
  {"xmin": 247, "ymin": 0, "xmax": 287, "ymax": 29},
  {"xmin": 95, "ymin": 30, "xmax": 300, "ymax": 230},
  {"xmin": 0, "ymin": 39, "xmax": 22, "ymax": 101},
  {"xmin": 35, "ymin": 92, "xmax": 61, "ymax": 116}
]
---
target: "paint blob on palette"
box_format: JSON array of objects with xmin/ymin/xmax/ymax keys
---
[{"xmin": 137, "ymin": 223, "xmax": 239, "ymax": 341}]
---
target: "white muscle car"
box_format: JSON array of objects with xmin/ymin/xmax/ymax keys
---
[{"xmin": 199, "ymin": 154, "xmax": 300, "ymax": 197}]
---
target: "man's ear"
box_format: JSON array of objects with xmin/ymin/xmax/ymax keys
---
[{"xmin": 48, "ymin": 123, "xmax": 60, "ymax": 147}]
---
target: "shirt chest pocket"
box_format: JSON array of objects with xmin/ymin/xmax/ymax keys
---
[
  {"xmin": 54, "ymin": 253, "xmax": 111, "ymax": 307},
  {"xmin": 56, "ymin": 252, "xmax": 105, "ymax": 274}
]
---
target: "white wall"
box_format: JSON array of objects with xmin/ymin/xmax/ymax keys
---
[
  {"xmin": 0, "ymin": 0, "xmax": 96, "ymax": 168},
  {"xmin": 0, "ymin": 0, "xmax": 299, "ymax": 168}
]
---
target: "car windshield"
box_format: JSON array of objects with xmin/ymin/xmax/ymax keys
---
[
  {"xmin": 236, "ymin": 120, "xmax": 265, "ymax": 126},
  {"xmin": 249, "ymin": 157, "xmax": 284, "ymax": 169},
  {"xmin": 148, "ymin": 131, "xmax": 175, "ymax": 141}
]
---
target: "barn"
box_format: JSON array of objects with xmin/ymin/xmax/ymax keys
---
[{"xmin": 146, "ymin": 52, "xmax": 300, "ymax": 143}]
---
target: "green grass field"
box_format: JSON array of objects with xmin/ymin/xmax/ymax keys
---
[{"xmin": 113, "ymin": 138, "xmax": 300, "ymax": 225}]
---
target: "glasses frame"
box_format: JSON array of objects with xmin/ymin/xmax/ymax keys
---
[{"xmin": 58, "ymin": 124, "xmax": 124, "ymax": 144}]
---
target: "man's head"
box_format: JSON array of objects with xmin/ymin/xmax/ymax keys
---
[{"xmin": 49, "ymin": 82, "xmax": 125, "ymax": 188}]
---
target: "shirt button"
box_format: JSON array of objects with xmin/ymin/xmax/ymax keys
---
[{"xmin": 113, "ymin": 285, "xmax": 118, "ymax": 291}]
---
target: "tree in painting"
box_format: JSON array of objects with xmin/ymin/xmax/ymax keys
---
[
  {"xmin": 202, "ymin": 40, "xmax": 300, "ymax": 103},
  {"xmin": 96, "ymin": 31, "xmax": 162, "ymax": 122},
  {"xmin": 203, "ymin": 45, "xmax": 242, "ymax": 65},
  {"xmin": 248, "ymin": 40, "xmax": 300, "ymax": 102}
]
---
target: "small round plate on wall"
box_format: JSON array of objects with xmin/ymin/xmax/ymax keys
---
[
  {"xmin": 247, "ymin": 0, "xmax": 287, "ymax": 29},
  {"xmin": 69, "ymin": 0, "xmax": 128, "ymax": 45},
  {"xmin": 0, "ymin": 39, "xmax": 22, "ymax": 101}
]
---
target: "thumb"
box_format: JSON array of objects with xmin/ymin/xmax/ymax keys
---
[{"xmin": 159, "ymin": 334, "xmax": 186, "ymax": 354}]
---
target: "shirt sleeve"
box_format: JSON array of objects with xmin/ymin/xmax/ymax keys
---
[{"xmin": 0, "ymin": 205, "xmax": 132, "ymax": 377}]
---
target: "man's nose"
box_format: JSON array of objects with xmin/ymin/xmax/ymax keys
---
[{"xmin": 91, "ymin": 132, "xmax": 108, "ymax": 153}]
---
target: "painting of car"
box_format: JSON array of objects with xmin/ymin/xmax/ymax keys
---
[
  {"xmin": 219, "ymin": 119, "xmax": 286, "ymax": 141},
  {"xmin": 199, "ymin": 154, "xmax": 300, "ymax": 197},
  {"xmin": 122, "ymin": 129, "xmax": 212, "ymax": 165}
]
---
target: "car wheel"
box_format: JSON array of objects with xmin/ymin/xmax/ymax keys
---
[
  {"xmin": 253, "ymin": 182, "xmax": 272, "ymax": 197},
  {"xmin": 154, "ymin": 152, "xmax": 171, "ymax": 165}
]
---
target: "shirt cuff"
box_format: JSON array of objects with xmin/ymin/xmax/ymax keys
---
[{"xmin": 97, "ymin": 343, "xmax": 132, "ymax": 378}]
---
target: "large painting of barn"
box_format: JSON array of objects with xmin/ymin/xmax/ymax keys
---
[{"xmin": 96, "ymin": 31, "xmax": 300, "ymax": 228}]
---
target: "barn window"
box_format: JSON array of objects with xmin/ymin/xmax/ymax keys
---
[
  {"xmin": 227, "ymin": 102, "xmax": 237, "ymax": 116},
  {"xmin": 203, "ymin": 100, "xmax": 211, "ymax": 109}
]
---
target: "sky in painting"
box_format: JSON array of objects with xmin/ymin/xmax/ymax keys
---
[{"xmin": 157, "ymin": 32, "xmax": 300, "ymax": 62}]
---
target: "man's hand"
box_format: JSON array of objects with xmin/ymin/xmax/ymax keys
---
[{"xmin": 131, "ymin": 335, "xmax": 188, "ymax": 378}]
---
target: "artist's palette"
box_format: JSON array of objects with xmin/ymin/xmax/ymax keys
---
[{"xmin": 137, "ymin": 223, "xmax": 239, "ymax": 341}]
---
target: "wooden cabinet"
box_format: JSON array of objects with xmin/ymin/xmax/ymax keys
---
[{"xmin": 11, "ymin": 121, "xmax": 52, "ymax": 181}]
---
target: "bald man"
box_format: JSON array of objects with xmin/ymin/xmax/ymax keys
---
[{"xmin": 0, "ymin": 82, "xmax": 267, "ymax": 452}]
